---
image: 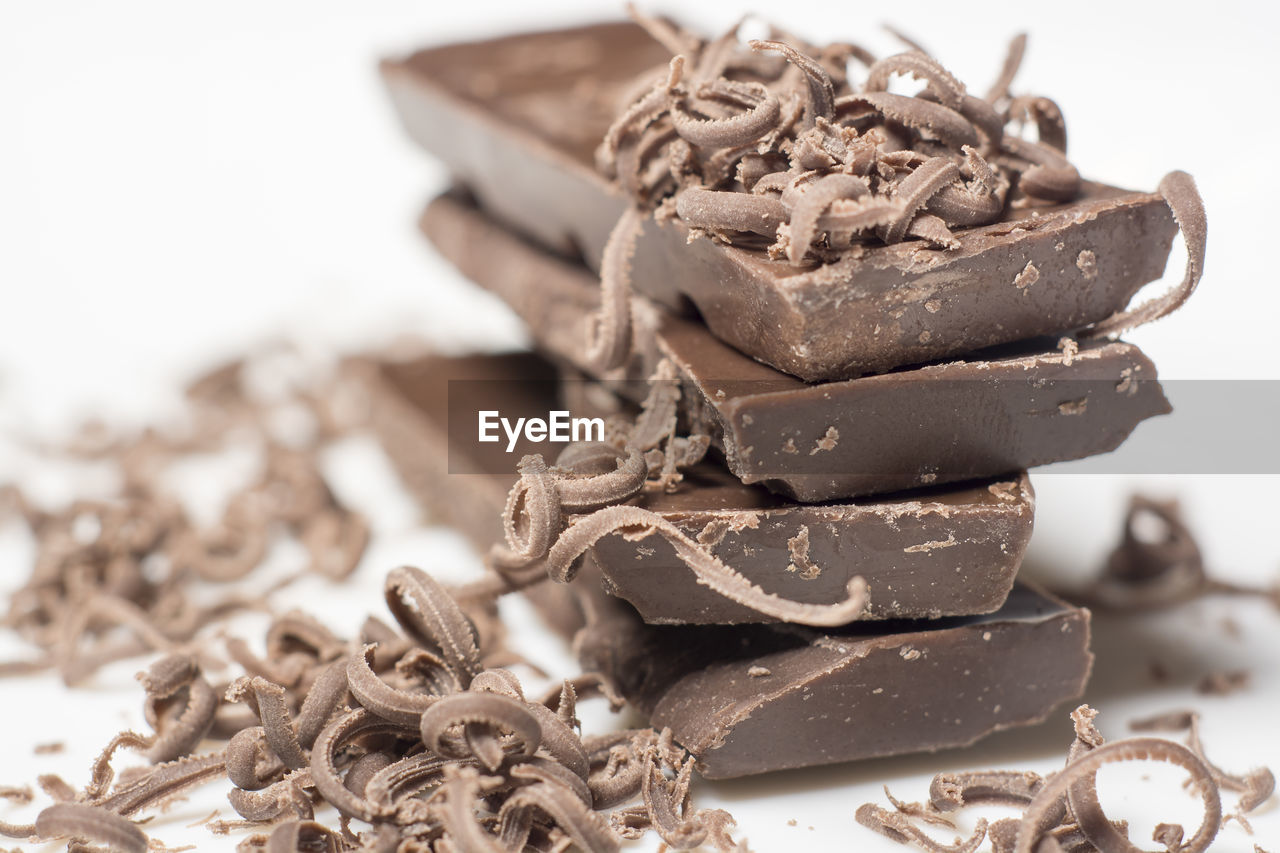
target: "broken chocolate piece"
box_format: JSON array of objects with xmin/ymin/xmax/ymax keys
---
[
  {"xmin": 574, "ymin": 565, "xmax": 1092, "ymax": 778},
  {"xmin": 370, "ymin": 351, "xmax": 1035, "ymax": 624},
  {"xmin": 593, "ymin": 464, "xmax": 1034, "ymax": 624},
  {"xmin": 420, "ymin": 191, "xmax": 1170, "ymax": 501},
  {"xmin": 384, "ymin": 22, "xmax": 1181, "ymax": 380}
]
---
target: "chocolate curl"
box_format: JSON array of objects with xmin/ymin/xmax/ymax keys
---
[
  {"xmin": 1014, "ymin": 737, "xmax": 1221, "ymax": 853},
  {"xmin": 545, "ymin": 504, "xmax": 870, "ymax": 627},
  {"xmin": 1084, "ymin": 170, "xmax": 1207, "ymax": 339}
]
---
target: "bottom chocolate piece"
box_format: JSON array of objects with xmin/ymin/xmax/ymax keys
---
[{"xmin": 573, "ymin": 565, "xmax": 1091, "ymax": 778}]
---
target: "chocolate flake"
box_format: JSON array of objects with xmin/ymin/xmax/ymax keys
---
[{"xmin": 1196, "ymin": 669, "xmax": 1250, "ymax": 696}]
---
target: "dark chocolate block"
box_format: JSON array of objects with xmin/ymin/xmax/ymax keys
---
[
  {"xmin": 595, "ymin": 465, "xmax": 1034, "ymax": 624},
  {"xmin": 574, "ymin": 564, "xmax": 1092, "ymax": 778},
  {"xmin": 369, "ymin": 351, "xmax": 1034, "ymax": 624},
  {"xmin": 420, "ymin": 192, "xmax": 1171, "ymax": 501},
  {"xmin": 383, "ymin": 22, "xmax": 1179, "ymax": 381}
]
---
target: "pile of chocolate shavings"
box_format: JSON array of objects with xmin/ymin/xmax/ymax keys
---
[
  {"xmin": 0, "ymin": 345, "xmax": 372, "ymax": 686},
  {"xmin": 599, "ymin": 10, "xmax": 1079, "ymax": 266},
  {"xmin": 857, "ymin": 704, "xmax": 1274, "ymax": 853},
  {"xmin": 0, "ymin": 567, "xmax": 749, "ymax": 852},
  {"xmin": 0, "ymin": 351, "xmax": 750, "ymax": 852}
]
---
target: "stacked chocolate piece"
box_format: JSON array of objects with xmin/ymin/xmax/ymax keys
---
[{"xmin": 374, "ymin": 18, "xmax": 1203, "ymax": 778}]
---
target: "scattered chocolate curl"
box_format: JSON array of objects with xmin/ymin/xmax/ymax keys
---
[{"xmin": 857, "ymin": 705, "xmax": 1275, "ymax": 853}]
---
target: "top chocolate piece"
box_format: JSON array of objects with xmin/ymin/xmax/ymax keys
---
[{"xmin": 383, "ymin": 21, "xmax": 1186, "ymax": 381}]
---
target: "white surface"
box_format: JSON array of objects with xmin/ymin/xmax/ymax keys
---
[{"xmin": 2, "ymin": 2, "xmax": 1278, "ymax": 851}]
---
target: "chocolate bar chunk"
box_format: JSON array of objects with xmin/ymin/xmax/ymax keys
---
[
  {"xmin": 421, "ymin": 192, "xmax": 1170, "ymax": 501},
  {"xmin": 574, "ymin": 562, "xmax": 1092, "ymax": 778},
  {"xmin": 383, "ymin": 22, "xmax": 1179, "ymax": 380},
  {"xmin": 370, "ymin": 351, "xmax": 1034, "ymax": 624},
  {"xmin": 594, "ymin": 464, "xmax": 1033, "ymax": 624}
]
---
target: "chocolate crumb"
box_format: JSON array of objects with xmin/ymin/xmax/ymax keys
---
[
  {"xmin": 1014, "ymin": 260, "xmax": 1040, "ymax": 290},
  {"xmin": 1058, "ymin": 397, "xmax": 1088, "ymax": 415},
  {"xmin": 1057, "ymin": 336, "xmax": 1078, "ymax": 366},
  {"xmin": 785, "ymin": 526, "xmax": 822, "ymax": 579},
  {"xmin": 809, "ymin": 426, "xmax": 839, "ymax": 455},
  {"xmin": 1196, "ymin": 669, "xmax": 1250, "ymax": 696},
  {"xmin": 33, "ymin": 742, "xmax": 64, "ymax": 755},
  {"xmin": 1076, "ymin": 249, "xmax": 1098, "ymax": 279},
  {"xmin": 1149, "ymin": 658, "xmax": 1171, "ymax": 683},
  {"xmin": 0, "ymin": 786, "xmax": 33, "ymax": 805}
]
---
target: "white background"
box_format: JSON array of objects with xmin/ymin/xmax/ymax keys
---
[{"xmin": 1, "ymin": 2, "xmax": 1278, "ymax": 851}]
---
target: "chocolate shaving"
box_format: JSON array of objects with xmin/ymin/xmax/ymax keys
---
[
  {"xmin": 999, "ymin": 134, "xmax": 1078, "ymax": 201},
  {"xmin": 0, "ymin": 787, "xmax": 32, "ymax": 805},
  {"xmin": 676, "ymin": 187, "xmax": 785, "ymax": 237},
  {"xmin": 671, "ymin": 80, "xmax": 781, "ymax": 148},
  {"xmin": 547, "ymin": 504, "xmax": 868, "ymax": 625},
  {"xmin": 1085, "ymin": 170, "xmax": 1206, "ymax": 339},
  {"xmin": 264, "ymin": 819, "xmax": 340, "ymax": 853},
  {"xmin": 140, "ymin": 654, "xmax": 219, "ymax": 764},
  {"xmin": 861, "ymin": 705, "xmax": 1274, "ymax": 853},
  {"xmin": 584, "ymin": 203, "xmax": 643, "ymax": 373},
  {"xmin": 1041, "ymin": 737, "xmax": 1220, "ymax": 853},
  {"xmin": 857, "ymin": 803, "xmax": 986, "ymax": 853},
  {"xmin": 1008, "ymin": 95, "xmax": 1067, "ymax": 152},
  {"xmin": 929, "ymin": 770, "xmax": 1043, "ymax": 812},
  {"xmin": 1079, "ymin": 493, "xmax": 1277, "ymax": 610},
  {"xmin": 383, "ymin": 566, "xmax": 482, "ymax": 685},
  {"xmin": 419, "ymin": 691, "xmax": 542, "ymax": 771},
  {"xmin": 749, "ymin": 39, "xmax": 835, "ymax": 127},
  {"xmin": 34, "ymin": 803, "xmax": 148, "ymax": 853},
  {"xmin": 985, "ymin": 33, "xmax": 1027, "ymax": 104},
  {"xmin": 640, "ymin": 750, "xmax": 706, "ymax": 849},
  {"xmin": 865, "ymin": 52, "xmax": 966, "ymax": 111},
  {"xmin": 1196, "ymin": 669, "xmax": 1250, "ymax": 696}
]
